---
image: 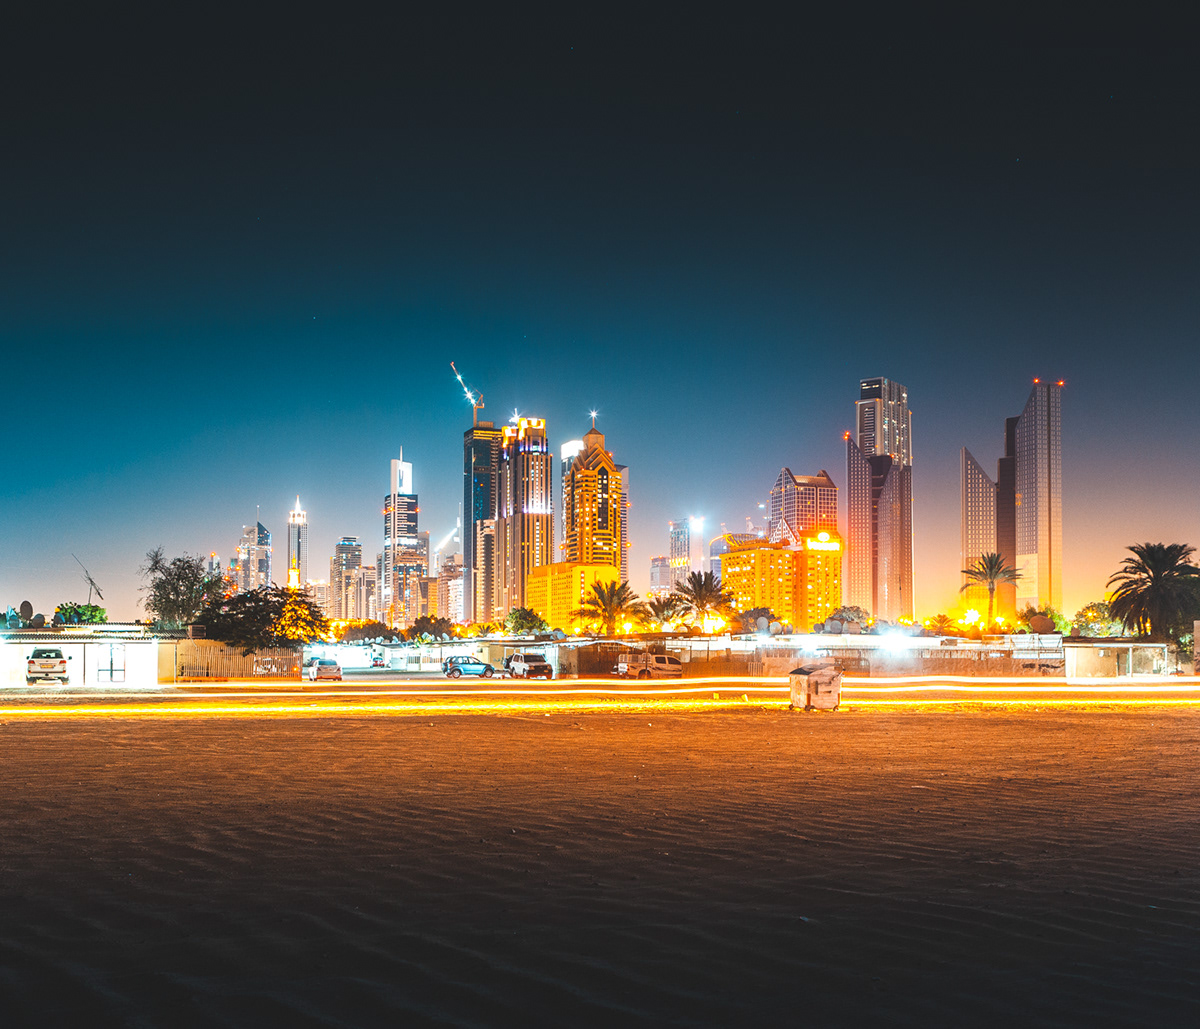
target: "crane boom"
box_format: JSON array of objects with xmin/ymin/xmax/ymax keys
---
[{"xmin": 450, "ymin": 362, "xmax": 486, "ymax": 426}]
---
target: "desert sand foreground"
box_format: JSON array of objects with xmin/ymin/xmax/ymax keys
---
[{"xmin": 1, "ymin": 709, "xmax": 1198, "ymax": 1027}]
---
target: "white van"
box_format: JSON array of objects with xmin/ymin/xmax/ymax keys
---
[{"xmin": 617, "ymin": 653, "xmax": 684, "ymax": 679}]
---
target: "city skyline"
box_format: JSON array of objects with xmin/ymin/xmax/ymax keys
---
[{"xmin": 3, "ymin": 11, "xmax": 1197, "ymax": 625}]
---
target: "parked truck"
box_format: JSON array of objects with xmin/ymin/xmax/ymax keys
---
[{"xmin": 617, "ymin": 652, "xmax": 684, "ymax": 679}]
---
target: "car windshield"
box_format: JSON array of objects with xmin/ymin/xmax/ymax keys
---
[
  {"xmin": 31, "ymin": 649, "xmax": 62, "ymax": 659},
  {"xmin": 318, "ymin": 659, "xmax": 338, "ymax": 666},
  {"xmin": 524, "ymin": 654, "xmax": 546, "ymax": 662}
]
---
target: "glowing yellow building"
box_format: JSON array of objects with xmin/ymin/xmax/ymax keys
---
[
  {"xmin": 526, "ymin": 562, "xmax": 620, "ymax": 631},
  {"xmin": 561, "ymin": 426, "xmax": 624, "ymax": 569},
  {"xmin": 720, "ymin": 531, "xmax": 842, "ymax": 631}
]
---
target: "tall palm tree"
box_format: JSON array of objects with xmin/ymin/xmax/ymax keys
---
[
  {"xmin": 578, "ymin": 580, "xmax": 645, "ymax": 637},
  {"xmin": 672, "ymin": 571, "xmax": 734, "ymax": 628},
  {"xmin": 645, "ymin": 594, "xmax": 686, "ymax": 629},
  {"xmin": 960, "ymin": 552, "xmax": 1021, "ymax": 630},
  {"xmin": 1107, "ymin": 542, "xmax": 1200, "ymax": 642}
]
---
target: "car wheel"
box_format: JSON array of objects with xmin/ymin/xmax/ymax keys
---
[
  {"xmin": 483, "ymin": 666, "xmax": 494, "ymax": 678},
  {"xmin": 448, "ymin": 668, "xmax": 462, "ymax": 679}
]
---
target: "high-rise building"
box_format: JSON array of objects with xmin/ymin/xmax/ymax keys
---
[
  {"xmin": 235, "ymin": 521, "xmax": 272, "ymax": 592},
  {"xmin": 437, "ymin": 552, "xmax": 465, "ymax": 624},
  {"xmin": 959, "ymin": 381, "xmax": 1063, "ymax": 620},
  {"xmin": 960, "ymin": 449, "xmax": 998, "ymax": 613},
  {"xmin": 351, "ymin": 565, "xmax": 377, "ymax": 622},
  {"xmin": 463, "ymin": 421, "xmax": 503, "ymax": 622},
  {"xmin": 330, "ymin": 537, "xmax": 362, "ymax": 620},
  {"xmin": 306, "ymin": 579, "xmax": 330, "ymax": 614},
  {"xmin": 561, "ymin": 425, "xmax": 624, "ymax": 572},
  {"xmin": 648, "ymin": 556, "xmax": 673, "ymax": 598},
  {"xmin": 710, "ymin": 529, "xmax": 763, "ymax": 582},
  {"xmin": 286, "ymin": 496, "xmax": 308, "ymax": 588},
  {"xmin": 846, "ymin": 377, "xmax": 914, "ymax": 622},
  {"xmin": 495, "ymin": 417, "xmax": 553, "ymax": 614},
  {"xmin": 1015, "ymin": 381, "xmax": 1063, "ymax": 611},
  {"xmin": 382, "ymin": 450, "xmax": 426, "ymax": 627},
  {"xmin": 616, "ymin": 464, "xmax": 630, "ymax": 582},
  {"xmin": 668, "ymin": 519, "xmax": 698, "ymax": 586},
  {"xmin": 768, "ymin": 469, "xmax": 838, "ymax": 544}
]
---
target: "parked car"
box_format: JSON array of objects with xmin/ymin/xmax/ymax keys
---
[
  {"xmin": 27, "ymin": 648, "xmax": 70, "ymax": 685},
  {"xmin": 444, "ymin": 655, "xmax": 495, "ymax": 679},
  {"xmin": 617, "ymin": 653, "xmax": 684, "ymax": 679},
  {"xmin": 307, "ymin": 658, "xmax": 342, "ymax": 681},
  {"xmin": 508, "ymin": 652, "xmax": 554, "ymax": 679}
]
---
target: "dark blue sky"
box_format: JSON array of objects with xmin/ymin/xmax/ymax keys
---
[{"xmin": 2, "ymin": 8, "xmax": 1197, "ymax": 619}]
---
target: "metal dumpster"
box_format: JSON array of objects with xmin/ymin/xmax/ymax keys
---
[{"xmin": 789, "ymin": 662, "xmax": 843, "ymax": 710}]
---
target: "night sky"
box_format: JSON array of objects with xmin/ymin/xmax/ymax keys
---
[{"xmin": 2, "ymin": 8, "xmax": 1197, "ymax": 621}]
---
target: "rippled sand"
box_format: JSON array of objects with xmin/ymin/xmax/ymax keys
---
[{"xmin": 1, "ymin": 709, "xmax": 1198, "ymax": 1026}]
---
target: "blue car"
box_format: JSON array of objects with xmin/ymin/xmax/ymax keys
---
[{"xmin": 443, "ymin": 654, "xmax": 495, "ymax": 679}]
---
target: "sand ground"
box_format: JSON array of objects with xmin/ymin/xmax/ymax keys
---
[{"xmin": 1, "ymin": 708, "xmax": 1198, "ymax": 1027}]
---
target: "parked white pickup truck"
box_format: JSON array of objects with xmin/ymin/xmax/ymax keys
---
[
  {"xmin": 508, "ymin": 652, "xmax": 554, "ymax": 679},
  {"xmin": 617, "ymin": 653, "xmax": 684, "ymax": 679}
]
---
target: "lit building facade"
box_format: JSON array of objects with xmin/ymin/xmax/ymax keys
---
[
  {"xmin": 648, "ymin": 556, "xmax": 673, "ymax": 598},
  {"xmin": 720, "ymin": 531, "xmax": 842, "ymax": 632},
  {"xmin": 352, "ymin": 565, "xmax": 377, "ymax": 622},
  {"xmin": 382, "ymin": 450, "xmax": 427, "ymax": 627},
  {"xmin": 526, "ymin": 561, "xmax": 620, "ymax": 631},
  {"xmin": 768, "ymin": 468, "xmax": 838, "ymax": 543},
  {"xmin": 495, "ymin": 417, "xmax": 553, "ymax": 614},
  {"xmin": 957, "ymin": 381, "xmax": 1063, "ymax": 620},
  {"xmin": 437, "ymin": 552, "xmax": 465, "ymax": 624},
  {"xmin": 561, "ymin": 426, "xmax": 624, "ymax": 571},
  {"xmin": 1015, "ymin": 380, "xmax": 1063, "ymax": 611},
  {"xmin": 617, "ymin": 464, "xmax": 630, "ymax": 582},
  {"xmin": 668, "ymin": 519, "xmax": 702, "ymax": 586},
  {"xmin": 235, "ymin": 521, "xmax": 272, "ymax": 592},
  {"xmin": 286, "ymin": 496, "xmax": 308, "ymax": 588},
  {"xmin": 463, "ymin": 421, "xmax": 503, "ymax": 623},
  {"xmin": 330, "ymin": 536, "xmax": 362, "ymax": 620},
  {"xmin": 846, "ymin": 377, "xmax": 914, "ymax": 622},
  {"xmin": 960, "ymin": 448, "xmax": 997, "ymax": 612}
]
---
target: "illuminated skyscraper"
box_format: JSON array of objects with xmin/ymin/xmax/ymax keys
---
[
  {"xmin": 330, "ymin": 537, "xmax": 362, "ymax": 620},
  {"xmin": 1014, "ymin": 380, "xmax": 1063, "ymax": 611},
  {"xmin": 561, "ymin": 425, "xmax": 624, "ymax": 571},
  {"xmin": 286, "ymin": 496, "xmax": 308, "ymax": 588},
  {"xmin": 235, "ymin": 521, "xmax": 272, "ymax": 592},
  {"xmin": 958, "ymin": 381, "xmax": 1062, "ymax": 619},
  {"xmin": 846, "ymin": 377, "xmax": 914, "ymax": 622},
  {"xmin": 495, "ymin": 417, "xmax": 553, "ymax": 614},
  {"xmin": 668, "ymin": 520, "xmax": 692, "ymax": 586},
  {"xmin": 463, "ymin": 421, "xmax": 503, "ymax": 622},
  {"xmin": 648, "ymin": 556, "xmax": 673, "ymax": 598},
  {"xmin": 616, "ymin": 464, "xmax": 630, "ymax": 582},
  {"xmin": 960, "ymin": 449, "xmax": 997, "ymax": 612},
  {"xmin": 382, "ymin": 449, "xmax": 426, "ymax": 627},
  {"xmin": 768, "ymin": 468, "xmax": 838, "ymax": 544}
]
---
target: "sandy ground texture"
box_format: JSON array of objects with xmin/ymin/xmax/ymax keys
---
[{"xmin": 1, "ymin": 708, "xmax": 1198, "ymax": 1027}]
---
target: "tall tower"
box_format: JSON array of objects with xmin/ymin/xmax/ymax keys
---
[
  {"xmin": 960, "ymin": 449, "xmax": 997, "ymax": 612},
  {"xmin": 994, "ymin": 416, "xmax": 1020, "ymax": 620},
  {"xmin": 616, "ymin": 464, "xmax": 630, "ymax": 583},
  {"xmin": 767, "ymin": 468, "xmax": 838, "ymax": 544},
  {"xmin": 846, "ymin": 377, "xmax": 914, "ymax": 622},
  {"xmin": 463, "ymin": 421, "xmax": 503, "ymax": 622},
  {"xmin": 286, "ymin": 496, "xmax": 308, "ymax": 589},
  {"xmin": 330, "ymin": 536, "xmax": 362, "ymax": 620},
  {"xmin": 561, "ymin": 425, "xmax": 624, "ymax": 570},
  {"xmin": 1014, "ymin": 380, "xmax": 1064, "ymax": 612},
  {"xmin": 495, "ymin": 417, "xmax": 553, "ymax": 614},
  {"xmin": 668, "ymin": 520, "xmax": 692, "ymax": 587},
  {"xmin": 236, "ymin": 521, "xmax": 272, "ymax": 591},
  {"xmin": 382, "ymin": 449, "xmax": 425, "ymax": 627}
]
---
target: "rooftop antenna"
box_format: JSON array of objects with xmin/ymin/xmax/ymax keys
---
[
  {"xmin": 451, "ymin": 361, "xmax": 485, "ymax": 426},
  {"xmin": 72, "ymin": 554, "xmax": 104, "ymax": 604}
]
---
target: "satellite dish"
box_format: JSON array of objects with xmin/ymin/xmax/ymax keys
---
[
  {"xmin": 31, "ymin": 613, "xmax": 45, "ymax": 628},
  {"xmin": 769, "ymin": 621, "xmax": 782, "ymax": 635},
  {"xmin": 827, "ymin": 619, "xmax": 843, "ymax": 634},
  {"xmin": 756, "ymin": 616, "xmax": 769, "ymax": 632},
  {"xmin": 19, "ymin": 600, "xmax": 33, "ymax": 621}
]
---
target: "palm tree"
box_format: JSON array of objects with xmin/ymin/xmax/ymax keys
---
[
  {"xmin": 645, "ymin": 594, "xmax": 686, "ymax": 629},
  {"xmin": 672, "ymin": 571, "xmax": 734, "ymax": 629},
  {"xmin": 960, "ymin": 552, "xmax": 1021, "ymax": 630},
  {"xmin": 577, "ymin": 580, "xmax": 645, "ymax": 637},
  {"xmin": 927, "ymin": 613, "xmax": 955, "ymax": 636},
  {"xmin": 1107, "ymin": 542, "xmax": 1200, "ymax": 642}
]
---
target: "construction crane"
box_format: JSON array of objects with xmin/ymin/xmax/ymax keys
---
[{"xmin": 450, "ymin": 362, "xmax": 485, "ymax": 426}]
